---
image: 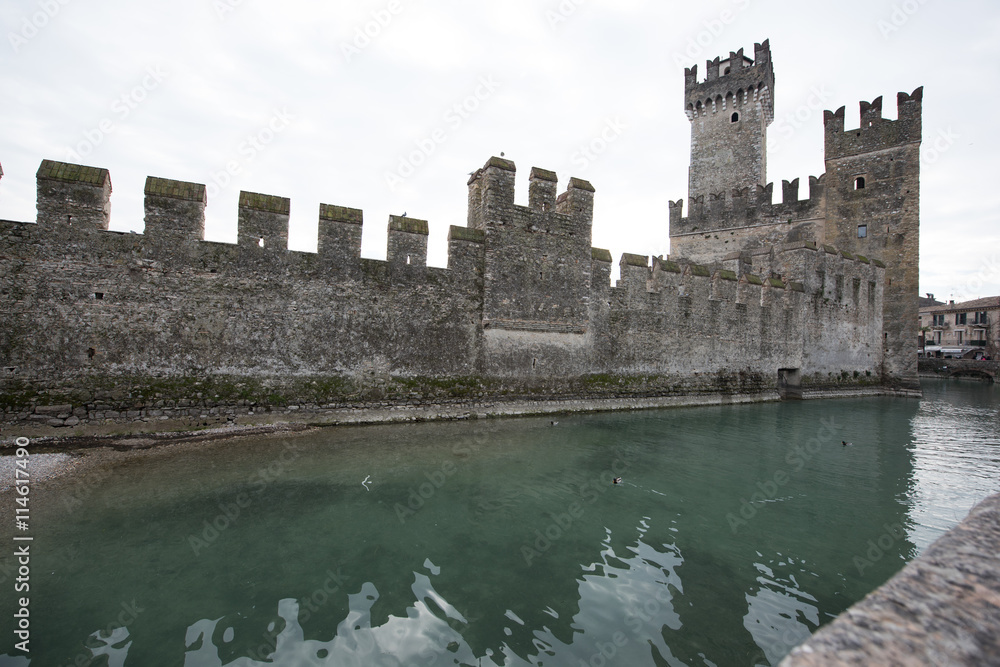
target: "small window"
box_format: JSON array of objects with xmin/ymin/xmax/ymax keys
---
[
  {"xmin": 854, "ymin": 176, "xmax": 866, "ymax": 190},
  {"xmin": 956, "ymin": 313, "xmax": 967, "ymax": 325},
  {"xmin": 857, "ymin": 225, "xmax": 867, "ymax": 239},
  {"xmin": 258, "ymin": 237, "xmax": 265, "ymax": 248},
  {"xmin": 723, "ymin": 67, "xmax": 731, "ymax": 75},
  {"xmin": 94, "ymin": 292, "xmax": 104, "ymax": 300},
  {"xmin": 730, "ymin": 112, "xmax": 739, "ymax": 123}
]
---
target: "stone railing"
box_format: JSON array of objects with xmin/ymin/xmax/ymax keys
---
[
  {"xmin": 780, "ymin": 492, "xmax": 1000, "ymax": 665},
  {"xmin": 919, "ymin": 358, "xmax": 998, "ymax": 381}
]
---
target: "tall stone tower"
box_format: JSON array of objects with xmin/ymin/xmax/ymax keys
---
[
  {"xmin": 684, "ymin": 40, "xmax": 774, "ymax": 203},
  {"xmin": 823, "ymin": 90, "xmax": 923, "ymax": 390}
]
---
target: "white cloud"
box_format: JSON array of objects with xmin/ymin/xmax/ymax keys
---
[{"xmin": 0, "ymin": 0, "xmax": 997, "ymax": 297}]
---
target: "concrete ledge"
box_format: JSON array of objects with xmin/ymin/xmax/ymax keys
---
[{"xmin": 780, "ymin": 492, "xmax": 1000, "ymax": 666}]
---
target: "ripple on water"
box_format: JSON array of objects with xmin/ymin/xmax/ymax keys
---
[{"xmin": 1, "ymin": 378, "xmax": 997, "ymax": 667}]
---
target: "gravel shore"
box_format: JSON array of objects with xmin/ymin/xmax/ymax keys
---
[
  {"xmin": 0, "ymin": 451, "xmax": 81, "ymax": 493},
  {"xmin": 0, "ymin": 422, "xmax": 316, "ymax": 534}
]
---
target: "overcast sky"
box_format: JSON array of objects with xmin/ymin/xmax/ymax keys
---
[{"xmin": 2, "ymin": 0, "xmax": 997, "ymax": 301}]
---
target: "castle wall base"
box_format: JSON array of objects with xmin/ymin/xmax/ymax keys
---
[{"xmin": 1, "ymin": 372, "xmax": 908, "ymax": 443}]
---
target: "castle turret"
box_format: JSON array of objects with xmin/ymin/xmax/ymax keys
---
[
  {"xmin": 466, "ymin": 156, "xmax": 594, "ymax": 341},
  {"xmin": 685, "ymin": 40, "xmax": 774, "ymax": 204},
  {"xmin": 823, "ymin": 88, "xmax": 923, "ymax": 389}
]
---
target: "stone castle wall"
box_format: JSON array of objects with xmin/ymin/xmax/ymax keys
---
[
  {"xmin": 668, "ymin": 40, "xmax": 921, "ymax": 390},
  {"xmin": 0, "ymin": 155, "xmax": 886, "ymax": 432}
]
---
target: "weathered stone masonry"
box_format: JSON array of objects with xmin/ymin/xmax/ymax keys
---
[
  {"xmin": 671, "ymin": 40, "xmax": 921, "ymax": 390},
  {"xmin": 0, "ymin": 40, "xmax": 917, "ymax": 432}
]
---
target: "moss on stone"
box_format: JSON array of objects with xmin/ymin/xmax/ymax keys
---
[
  {"xmin": 591, "ymin": 248, "xmax": 613, "ymax": 263},
  {"xmin": 389, "ymin": 216, "xmax": 429, "ymax": 235},
  {"xmin": 622, "ymin": 253, "xmax": 648, "ymax": 267},
  {"xmin": 37, "ymin": 160, "xmax": 109, "ymax": 186},
  {"xmin": 319, "ymin": 204, "xmax": 363, "ymax": 225},
  {"xmin": 450, "ymin": 226, "xmax": 485, "ymax": 243},
  {"xmin": 691, "ymin": 264, "xmax": 711, "ymax": 277},
  {"xmin": 530, "ymin": 167, "xmax": 558, "ymax": 182},
  {"xmin": 239, "ymin": 191, "xmax": 290, "ymax": 215},
  {"xmin": 144, "ymin": 177, "xmax": 206, "ymax": 202}
]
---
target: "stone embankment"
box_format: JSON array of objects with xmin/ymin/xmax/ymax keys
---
[
  {"xmin": 1, "ymin": 385, "xmax": 914, "ymax": 447},
  {"xmin": 780, "ymin": 492, "xmax": 1000, "ymax": 666},
  {"xmin": 919, "ymin": 358, "xmax": 998, "ymax": 382}
]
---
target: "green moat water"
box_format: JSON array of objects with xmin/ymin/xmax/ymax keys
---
[{"xmin": 2, "ymin": 378, "xmax": 998, "ymax": 666}]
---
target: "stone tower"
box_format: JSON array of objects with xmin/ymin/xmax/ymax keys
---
[
  {"xmin": 823, "ymin": 90, "xmax": 923, "ymax": 389},
  {"xmin": 684, "ymin": 40, "xmax": 774, "ymax": 203}
]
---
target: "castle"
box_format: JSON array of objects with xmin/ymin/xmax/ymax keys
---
[{"xmin": 0, "ymin": 40, "xmax": 922, "ymax": 432}]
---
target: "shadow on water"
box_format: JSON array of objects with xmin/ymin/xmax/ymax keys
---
[{"xmin": 1, "ymin": 379, "xmax": 997, "ymax": 666}]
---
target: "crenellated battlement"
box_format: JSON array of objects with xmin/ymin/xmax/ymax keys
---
[
  {"xmin": 2, "ymin": 153, "xmax": 880, "ymax": 329},
  {"xmin": 466, "ymin": 156, "xmax": 595, "ymax": 232},
  {"xmin": 668, "ymin": 172, "xmax": 826, "ymax": 241},
  {"xmin": 0, "ymin": 37, "xmax": 911, "ymax": 432},
  {"xmin": 824, "ymin": 87, "xmax": 923, "ymax": 159},
  {"xmin": 684, "ymin": 40, "xmax": 774, "ymax": 125},
  {"xmin": 602, "ymin": 234, "xmax": 882, "ymax": 332},
  {"xmin": 685, "ymin": 41, "xmax": 775, "ymax": 205},
  {"xmin": 673, "ymin": 40, "xmax": 920, "ymax": 395},
  {"xmin": 2, "ymin": 156, "xmax": 602, "ymax": 288}
]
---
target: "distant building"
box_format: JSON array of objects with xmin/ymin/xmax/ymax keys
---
[
  {"xmin": 920, "ymin": 296, "xmax": 1000, "ymax": 359},
  {"xmin": 919, "ymin": 293, "xmax": 944, "ymax": 309}
]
